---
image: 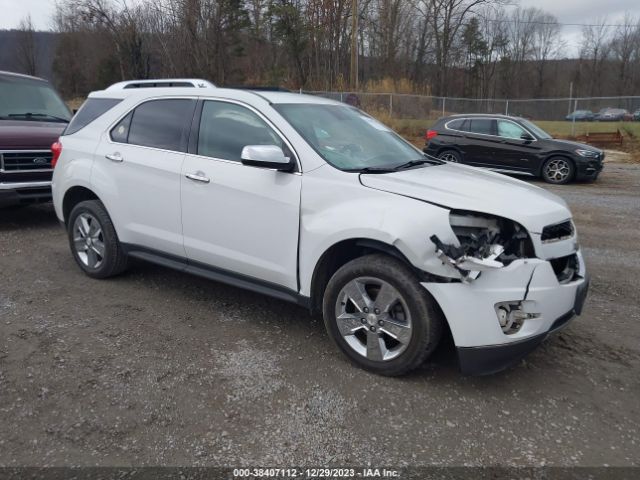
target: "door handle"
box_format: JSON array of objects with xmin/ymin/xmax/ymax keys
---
[
  {"xmin": 185, "ymin": 172, "xmax": 210, "ymax": 184},
  {"xmin": 105, "ymin": 152, "xmax": 123, "ymax": 162}
]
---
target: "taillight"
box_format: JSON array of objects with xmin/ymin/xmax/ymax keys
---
[
  {"xmin": 426, "ymin": 129, "xmax": 438, "ymax": 140},
  {"xmin": 51, "ymin": 141, "xmax": 62, "ymax": 168}
]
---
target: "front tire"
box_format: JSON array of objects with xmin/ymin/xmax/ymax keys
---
[
  {"xmin": 323, "ymin": 254, "xmax": 443, "ymax": 376},
  {"xmin": 542, "ymin": 157, "xmax": 575, "ymax": 184},
  {"xmin": 67, "ymin": 200, "xmax": 128, "ymax": 278}
]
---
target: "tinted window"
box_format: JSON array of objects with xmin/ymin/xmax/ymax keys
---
[
  {"xmin": 447, "ymin": 119, "xmax": 467, "ymax": 131},
  {"xmin": 110, "ymin": 112, "xmax": 132, "ymax": 143},
  {"xmin": 65, "ymin": 98, "xmax": 121, "ymax": 135},
  {"xmin": 128, "ymin": 99, "xmax": 196, "ymax": 152},
  {"xmin": 497, "ymin": 120, "xmax": 526, "ymax": 139},
  {"xmin": 469, "ymin": 119, "xmax": 495, "ymax": 135},
  {"xmin": 198, "ymin": 101, "xmax": 284, "ymax": 161}
]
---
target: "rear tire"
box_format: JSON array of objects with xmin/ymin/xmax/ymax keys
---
[
  {"xmin": 542, "ymin": 156, "xmax": 575, "ymax": 184},
  {"xmin": 67, "ymin": 200, "xmax": 128, "ymax": 278},
  {"xmin": 438, "ymin": 150, "xmax": 462, "ymax": 163},
  {"xmin": 322, "ymin": 254, "xmax": 443, "ymax": 376}
]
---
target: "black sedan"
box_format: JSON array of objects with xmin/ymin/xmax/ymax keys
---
[{"xmin": 423, "ymin": 114, "xmax": 604, "ymax": 184}]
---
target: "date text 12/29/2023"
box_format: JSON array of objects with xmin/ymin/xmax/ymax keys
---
[{"xmin": 232, "ymin": 468, "xmax": 400, "ymax": 478}]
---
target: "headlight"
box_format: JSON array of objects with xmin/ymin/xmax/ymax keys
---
[
  {"xmin": 448, "ymin": 212, "xmax": 533, "ymax": 262},
  {"xmin": 430, "ymin": 211, "xmax": 534, "ymax": 282},
  {"xmin": 576, "ymin": 149, "xmax": 599, "ymax": 158}
]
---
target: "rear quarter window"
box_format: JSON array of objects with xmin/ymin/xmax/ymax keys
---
[
  {"xmin": 64, "ymin": 98, "xmax": 122, "ymax": 135},
  {"xmin": 446, "ymin": 119, "xmax": 468, "ymax": 131}
]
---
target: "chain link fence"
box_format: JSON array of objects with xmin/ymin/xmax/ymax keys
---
[{"xmin": 303, "ymin": 91, "xmax": 640, "ymax": 123}]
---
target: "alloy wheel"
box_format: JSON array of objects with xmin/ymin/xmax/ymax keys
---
[
  {"xmin": 334, "ymin": 277, "xmax": 413, "ymax": 362},
  {"xmin": 439, "ymin": 152, "xmax": 458, "ymax": 163},
  {"xmin": 544, "ymin": 158, "xmax": 571, "ymax": 183},
  {"xmin": 72, "ymin": 213, "xmax": 106, "ymax": 269}
]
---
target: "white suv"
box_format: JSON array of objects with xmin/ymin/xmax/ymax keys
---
[{"xmin": 51, "ymin": 81, "xmax": 589, "ymax": 376}]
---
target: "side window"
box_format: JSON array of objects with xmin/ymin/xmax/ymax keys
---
[
  {"xmin": 197, "ymin": 101, "xmax": 284, "ymax": 161},
  {"xmin": 125, "ymin": 99, "xmax": 195, "ymax": 152},
  {"xmin": 468, "ymin": 119, "xmax": 495, "ymax": 136},
  {"xmin": 447, "ymin": 119, "xmax": 466, "ymax": 131},
  {"xmin": 64, "ymin": 98, "xmax": 122, "ymax": 136},
  {"xmin": 498, "ymin": 120, "xmax": 526, "ymax": 139},
  {"xmin": 110, "ymin": 112, "xmax": 132, "ymax": 143}
]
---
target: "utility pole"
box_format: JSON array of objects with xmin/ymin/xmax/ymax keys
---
[
  {"xmin": 350, "ymin": 0, "xmax": 358, "ymax": 91},
  {"xmin": 568, "ymin": 81, "xmax": 573, "ymax": 115}
]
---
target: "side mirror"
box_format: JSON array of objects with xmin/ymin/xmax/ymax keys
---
[
  {"xmin": 521, "ymin": 132, "xmax": 534, "ymax": 141},
  {"xmin": 241, "ymin": 145, "xmax": 293, "ymax": 171}
]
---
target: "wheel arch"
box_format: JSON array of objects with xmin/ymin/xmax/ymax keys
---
[
  {"xmin": 62, "ymin": 186, "xmax": 101, "ymax": 225},
  {"xmin": 436, "ymin": 146, "xmax": 463, "ymax": 161},
  {"xmin": 309, "ymin": 238, "xmax": 417, "ymax": 315}
]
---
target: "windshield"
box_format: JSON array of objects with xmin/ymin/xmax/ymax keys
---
[
  {"xmin": 274, "ymin": 103, "xmax": 428, "ymax": 171},
  {"xmin": 0, "ymin": 76, "xmax": 71, "ymax": 122},
  {"xmin": 520, "ymin": 119, "xmax": 552, "ymax": 139}
]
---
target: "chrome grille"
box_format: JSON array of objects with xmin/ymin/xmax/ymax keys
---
[
  {"xmin": 541, "ymin": 220, "xmax": 574, "ymax": 243},
  {"xmin": 0, "ymin": 150, "xmax": 53, "ymax": 172}
]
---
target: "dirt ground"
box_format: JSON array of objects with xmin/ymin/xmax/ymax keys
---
[{"xmin": 0, "ymin": 162, "xmax": 639, "ymax": 468}]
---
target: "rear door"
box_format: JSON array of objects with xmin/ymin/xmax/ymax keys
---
[
  {"xmin": 463, "ymin": 118, "xmax": 498, "ymax": 166},
  {"xmin": 93, "ymin": 98, "xmax": 196, "ymax": 257},
  {"xmin": 180, "ymin": 99, "xmax": 301, "ymax": 290}
]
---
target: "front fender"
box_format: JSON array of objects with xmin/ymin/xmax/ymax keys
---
[{"xmin": 298, "ymin": 166, "xmax": 459, "ymax": 296}]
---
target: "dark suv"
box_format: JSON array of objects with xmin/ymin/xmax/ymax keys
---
[
  {"xmin": 0, "ymin": 71, "xmax": 71, "ymax": 208},
  {"xmin": 424, "ymin": 114, "xmax": 604, "ymax": 184}
]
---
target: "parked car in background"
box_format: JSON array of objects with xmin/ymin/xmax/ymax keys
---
[
  {"xmin": 424, "ymin": 114, "xmax": 604, "ymax": 184},
  {"xmin": 594, "ymin": 108, "xmax": 631, "ymax": 121},
  {"xmin": 0, "ymin": 71, "xmax": 71, "ymax": 208},
  {"xmin": 565, "ymin": 110, "xmax": 594, "ymax": 121},
  {"xmin": 51, "ymin": 81, "xmax": 589, "ymax": 376},
  {"xmin": 633, "ymin": 109, "xmax": 640, "ymax": 121}
]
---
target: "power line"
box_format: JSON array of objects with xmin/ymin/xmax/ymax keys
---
[{"xmin": 480, "ymin": 17, "xmax": 637, "ymax": 28}]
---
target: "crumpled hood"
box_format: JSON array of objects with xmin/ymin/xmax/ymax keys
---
[{"xmin": 360, "ymin": 163, "xmax": 571, "ymax": 234}]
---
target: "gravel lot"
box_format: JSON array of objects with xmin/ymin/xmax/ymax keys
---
[{"xmin": 1, "ymin": 162, "xmax": 639, "ymax": 468}]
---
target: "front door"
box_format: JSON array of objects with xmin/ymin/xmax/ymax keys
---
[
  {"xmin": 181, "ymin": 100, "xmax": 301, "ymax": 290},
  {"xmin": 491, "ymin": 119, "xmax": 540, "ymax": 173}
]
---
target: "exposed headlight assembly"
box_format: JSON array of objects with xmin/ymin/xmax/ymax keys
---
[
  {"xmin": 430, "ymin": 211, "xmax": 534, "ymax": 282},
  {"xmin": 575, "ymin": 149, "xmax": 599, "ymax": 158}
]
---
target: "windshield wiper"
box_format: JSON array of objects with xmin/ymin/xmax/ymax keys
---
[
  {"xmin": 356, "ymin": 166, "xmax": 398, "ymax": 174},
  {"xmin": 8, "ymin": 113, "xmax": 69, "ymax": 123},
  {"xmin": 393, "ymin": 158, "xmax": 441, "ymax": 170}
]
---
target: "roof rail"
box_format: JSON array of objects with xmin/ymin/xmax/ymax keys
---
[
  {"xmin": 105, "ymin": 79, "xmax": 215, "ymax": 91},
  {"xmin": 228, "ymin": 85, "xmax": 291, "ymax": 92}
]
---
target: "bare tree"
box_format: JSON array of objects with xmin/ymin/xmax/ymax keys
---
[
  {"xmin": 410, "ymin": 0, "xmax": 506, "ymax": 95},
  {"xmin": 531, "ymin": 11, "xmax": 564, "ymax": 96},
  {"xmin": 15, "ymin": 15, "xmax": 39, "ymax": 76},
  {"xmin": 610, "ymin": 13, "xmax": 640, "ymax": 95},
  {"xmin": 579, "ymin": 18, "xmax": 611, "ymax": 96}
]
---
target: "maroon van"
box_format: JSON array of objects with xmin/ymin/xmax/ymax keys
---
[{"xmin": 0, "ymin": 71, "xmax": 71, "ymax": 208}]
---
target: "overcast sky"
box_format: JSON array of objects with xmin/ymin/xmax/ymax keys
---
[{"xmin": 0, "ymin": 0, "xmax": 639, "ymax": 56}]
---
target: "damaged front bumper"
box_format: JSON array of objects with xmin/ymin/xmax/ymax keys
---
[{"xmin": 422, "ymin": 250, "xmax": 589, "ymax": 375}]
